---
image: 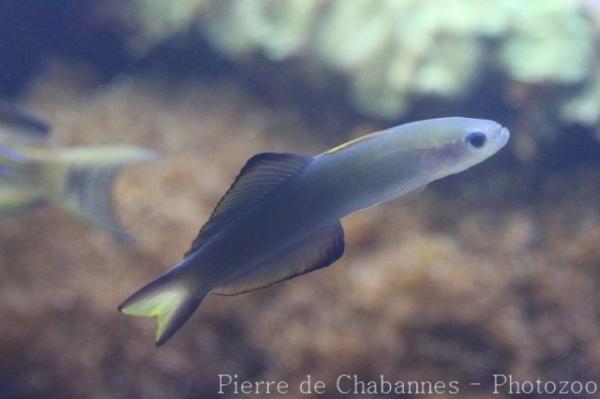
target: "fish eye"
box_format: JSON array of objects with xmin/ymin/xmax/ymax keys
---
[{"xmin": 465, "ymin": 131, "xmax": 487, "ymax": 149}]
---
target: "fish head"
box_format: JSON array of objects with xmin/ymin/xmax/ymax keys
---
[{"xmin": 414, "ymin": 117, "xmax": 510, "ymax": 179}]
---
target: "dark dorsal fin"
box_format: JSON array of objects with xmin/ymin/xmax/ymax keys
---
[
  {"xmin": 212, "ymin": 221, "xmax": 344, "ymax": 295},
  {"xmin": 184, "ymin": 152, "xmax": 312, "ymax": 258},
  {"xmin": 0, "ymin": 100, "xmax": 50, "ymax": 141}
]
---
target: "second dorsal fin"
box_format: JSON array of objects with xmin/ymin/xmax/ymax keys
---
[{"xmin": 184, "ymin": 152, "xmax": 312, "ymax": 257}]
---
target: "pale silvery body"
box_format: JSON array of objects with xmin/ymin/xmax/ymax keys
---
[{"xmin": 120, "ymin": 117, "xmax": 510, "ymax": 345}]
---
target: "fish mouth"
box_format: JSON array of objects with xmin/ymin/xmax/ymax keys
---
[{"xmin": 497, "ymin": 126, "xmax": 510, "ymax": 148}]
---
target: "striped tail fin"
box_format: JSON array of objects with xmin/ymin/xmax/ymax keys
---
[{"xmin": 45, "ymin": 145, "xmax": 158, "ymax": 242}]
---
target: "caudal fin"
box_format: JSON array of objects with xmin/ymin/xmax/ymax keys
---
[
  {"xmin": 46, "ymin": 146, "xmax": 157, "ymax": 242},
  {"xmin": 119, "ymin": 265, "xmax": 207, "ymax": 346}
]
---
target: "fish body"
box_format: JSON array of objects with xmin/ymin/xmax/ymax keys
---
[
  {"xmin": 0, "ymin": 104, "xmax": 157, "ymax": 241},
  {"xmin": 120, "ymin": 117, "xmax": 510, "ymax": 345}
]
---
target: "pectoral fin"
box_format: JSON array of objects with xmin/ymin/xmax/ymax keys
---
[{"xmin": 212, "ymin": 221, "xmax": 345, "ymax": 296}]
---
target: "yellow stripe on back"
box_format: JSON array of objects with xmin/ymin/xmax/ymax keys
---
[{"xmin": 324, "ymin": 130, "xmax": 384, "ymax": 155}]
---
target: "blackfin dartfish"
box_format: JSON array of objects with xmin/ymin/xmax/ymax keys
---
[
  {"xmin": 0, "ymin": 104, "xmax": 156, "ymax": 241},
  {"xmin": 120, "ymin": 117, "xmax": 510, "ymax": 345}
]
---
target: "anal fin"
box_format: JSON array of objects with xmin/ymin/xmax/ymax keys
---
[{"xmin": 212, "ymin": 221, "xmax": 345, "ymax": 296}]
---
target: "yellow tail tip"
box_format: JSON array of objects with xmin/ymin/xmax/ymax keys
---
[{"xmin": 119, "ymin": 277, "xmax": 204, "ymax": 346}]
